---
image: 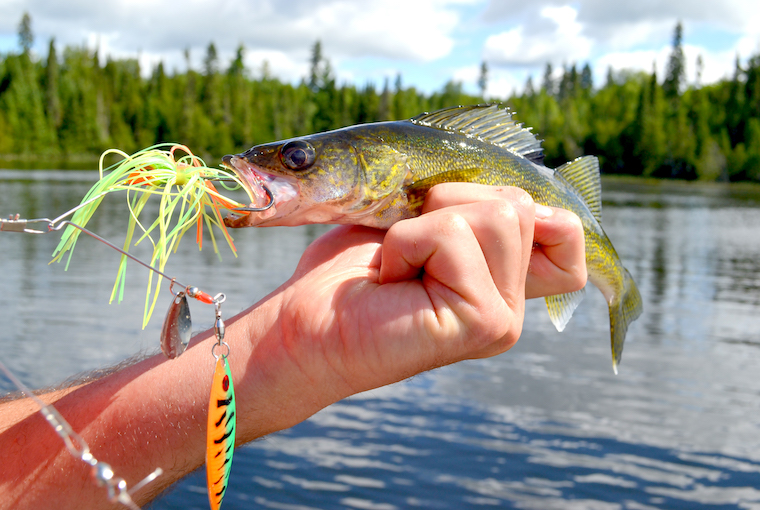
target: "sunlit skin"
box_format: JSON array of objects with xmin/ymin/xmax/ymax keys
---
[{"xmin": 0, "ymin": 183, "xmax": 584, "ymax": 509}]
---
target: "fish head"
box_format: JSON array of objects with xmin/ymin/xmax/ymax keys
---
[{"xmin": 223, "ymin": 127, "xmax": 411, "ymax": 228}]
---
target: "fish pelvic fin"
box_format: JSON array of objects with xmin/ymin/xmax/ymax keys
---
[
  {"xmin": 545, "ymin": 288, "xmax": 586, "ymax": 332},
  {"xmin": 609, "ymin": 268, "xmax": 643, "ymax": 374},
  {"xmin": 555, "ymin": 156, "xmax": 602, "ymax": 223}
]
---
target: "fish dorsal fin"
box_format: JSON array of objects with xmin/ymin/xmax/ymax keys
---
[
  {"xmin": 555, "ymin": 156, "xmax": 602, "ymax": 222},
  {"xmin": 411, "ymin": 104, "xmax": 544, "ymax": 163}
]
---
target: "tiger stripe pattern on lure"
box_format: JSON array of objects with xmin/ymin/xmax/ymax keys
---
[{"xmin": 206, "ymin": 355, "xmax": 236, "ymax": 510}]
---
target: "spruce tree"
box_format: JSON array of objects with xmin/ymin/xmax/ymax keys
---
[
  {"xmin": 663, "ymin": 22, "xmax": 685, "ymax": 101},
  {"xmin": 45, "ymin": 38, "xmax": 62, "ymax": 131},
  {"xmin": 18, "ymin": 12, "xmax": 33, "ymax": 55},
  {"xmin": 542, "ymin": 62, "xmax": 555, "ymax": 96},
  {"xmin": 580, "ymin": 63, "xmax": 593, "ymax": 92},
  {"xmin": 478, "ymin": 61, "xmax": 488, "ymax": 98}
]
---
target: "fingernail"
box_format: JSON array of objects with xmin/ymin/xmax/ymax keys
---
[{"xmin": 535, "ymin": 204, "xmax": 554, "ymax": 219}]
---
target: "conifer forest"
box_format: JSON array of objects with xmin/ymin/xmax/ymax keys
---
[{"xmin": 2, "ymin": 15, "xmax": 760, "ymax": 181}]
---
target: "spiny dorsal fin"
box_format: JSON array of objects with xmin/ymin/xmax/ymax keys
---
[
  {"xmin": 555, "ymin": 156, "xmax": 602, "ymax": 223},
  {"xmin": 411, "ymin": 104, "xmax": 544, "ymax": 164}
]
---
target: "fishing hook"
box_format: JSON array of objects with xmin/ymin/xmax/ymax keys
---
[{"xmin": 231, "ymin": 184, "xmax": 275, "ymax": 212}]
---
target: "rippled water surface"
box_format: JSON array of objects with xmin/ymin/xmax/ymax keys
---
[{"xmin": 2, "ymin": 172, "xmax": 760, "ymax": 509}]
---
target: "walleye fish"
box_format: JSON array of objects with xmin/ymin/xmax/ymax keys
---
[{"xmin": 223, "ymin": 104, "xmax": 642, "ymax": 373}]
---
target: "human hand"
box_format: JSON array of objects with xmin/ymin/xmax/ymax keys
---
[{"xmin": 263, "ymin": 183, "xmax": 586, "ymax": 410}]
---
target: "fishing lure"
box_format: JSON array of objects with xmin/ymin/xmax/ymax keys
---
[
  {"xmin": 163, "ymin": 284, "xmax": 237, "ymax": 509},
  {"xmin": 50, "ymin": 143, "xmax": 256, "ymax": 327},
  {"xmin": 206, "ymin": 302, "xmax": 236, "ymax": 510}
]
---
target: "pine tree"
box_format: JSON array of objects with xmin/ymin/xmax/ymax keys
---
[
  {"xmin": 663, "ymin": 22, "xmax": 685, "ymax": 101},
  {"xmin": 641, "ymin": 65, "xmax": 667, "ymax": 176},
  {"xmin": 44, "ymin": 38, "xmax": 62, "ymax": 131},
  {"xmin": 18, "ymin": 12, "xmax": 33, "ymax": 55},
  {"xmin": 725, "ymin": 55, "xmax": 744, "ymax": 147},
  {"xmin": 378, "ymin": 77, "xmax": 391, "ymax": 121},
  {"xmin": 356, "ymin": 82, "xmax": 379, "ymax": 124},
  {"xmin": 742, "ymin": 118, "xmax": 760, "ymax": 181},
  {"xmin": 309, "ymin": 40, "xmax": 324, "ymax": 92},
  {"xmin": 745, "ymin": 54, "xmax": 760, "ymax": 119},
  {"xmin": 580, "ymin": 63, "xmax": 593, "ymax": 92},
  {"xmin": 227, "ymin": 44, "xmax": 252, "ymax": 149},
  {"xmin": 1, "ymin": 53, "xmax": 56, "ymax": 154},
  {"xmin": 478, "ymin": 61, "xmax": 488, "ymax": 98},
  {"xmin": 523, "ymin": 75, "xmax": 535, "ymax": 97},
  {"xmin": 542, "ymin": 63, "xmax": 555, "ymax": 96}
]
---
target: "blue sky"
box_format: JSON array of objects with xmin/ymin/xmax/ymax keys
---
[{"xmin": 1, "ymin": 0, "xmax": 758, "ymax": 98}]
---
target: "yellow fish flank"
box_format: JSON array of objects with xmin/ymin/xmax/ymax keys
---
[{"xmin": 223, "ymin": 105, "xmax": 643, "ymax": 372}]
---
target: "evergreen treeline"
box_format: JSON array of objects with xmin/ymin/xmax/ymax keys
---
[{"xmin": 2, "ymin": 17, "xmax": 760, "ymax": 181}]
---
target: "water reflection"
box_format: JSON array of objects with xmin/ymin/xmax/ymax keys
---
[{"xmin": 2, "ymin": 172, "xmax": 760, "ymax": 509}]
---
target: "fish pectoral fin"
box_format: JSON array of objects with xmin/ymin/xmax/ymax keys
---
[{"xmin": 545, "ymin": 288, "xmax": 586, "ymax": 332}]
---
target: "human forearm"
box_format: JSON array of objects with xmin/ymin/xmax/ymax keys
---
[{"xmin": 0, "ymin": 292, "xmax": 330, "ymax": 509}]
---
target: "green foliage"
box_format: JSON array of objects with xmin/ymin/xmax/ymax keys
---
[{"xmin": 1, "ymin": 22, "xmax": 760, "ymax": 181}]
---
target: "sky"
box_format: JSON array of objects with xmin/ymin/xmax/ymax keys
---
[{"xmin": 1, "ymin": 0, "xmax": 759, "ymax": 98}]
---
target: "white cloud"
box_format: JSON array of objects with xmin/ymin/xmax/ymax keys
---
[
  {"xmin": 484, "ymin": 71, "xmax": 524, "ymax": 99},
  {"xmin": 2, "ymin": 0, "xmax": 468, "ymax": 84},
  {"xmin": 2, "ymin": 0, "xmax": 759, "ymax": 95},
  {"xmin": 594, "ymin": 41, "xmax": 744, "ymax": 90},
  {"xmin": 483, "ymin": 5, "xmax": 592, "ymax": 67},
  {"xmin": 452, "ymin": 63, "xmax": 478, "ymax": 82},
  {"xmin": 3, "ymin": 0, "xmax": 463, "ymax": 62},
  {"xmin": 452, "ymin": 63, "xmax": 526, "ymax": 100}
]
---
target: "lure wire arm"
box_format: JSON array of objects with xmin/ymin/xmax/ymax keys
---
[
  {"xmin": 1, "ymin": 192, "xmax": 108, "ymax": 235},
  {"xmin": 1, "ymin": 193, "xmax": 190, "ymax": 290},
  {"xmin": 49, "ymin": 219, "xmax": 183, "ymax": 288}
]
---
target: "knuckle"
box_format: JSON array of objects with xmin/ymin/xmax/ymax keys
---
[
  {"xmin": 470, "ymin": 304, "xmax": 523, "ymax": 354},
  {"xmin": 512, "ymin": 187, "xmax": 534, "ymax": 209},
  {"xmin": 435, "ymin": 211, "xmax": 471, "ymax": 237},
  {"xmin": 487, "ymin": 199, "xmax": 519, "ymax": 224},
  {"xmin": 569, "ymin": 263, "xmax": 588, "ymax": 292}
]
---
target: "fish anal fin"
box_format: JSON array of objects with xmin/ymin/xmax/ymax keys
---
[
  {"xmin": 555, "ymin": 156, "xmax": 602, "ymax": 222},
  {"xmin": 545, "ymin": 287, "xmax": 586, "ymax": 332}
]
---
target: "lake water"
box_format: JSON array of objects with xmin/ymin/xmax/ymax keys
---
[{"xmin": 1, "ymin": 171, "xmax": 760, "ymax": 509}]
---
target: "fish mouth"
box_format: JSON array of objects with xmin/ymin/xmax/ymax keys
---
[{"xmin": 222, "ymin": 154, "xmax": 299, "ymax": 227}]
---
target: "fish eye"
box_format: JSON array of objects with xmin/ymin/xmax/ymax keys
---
[{"xmin": 279, "ymin": 140, "xmax": 315, "ymax": 171}]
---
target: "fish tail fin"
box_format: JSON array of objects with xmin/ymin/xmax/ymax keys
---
[{"xmin": 609, "ymin": 268, "xmax": 643, "ymax": 374}]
